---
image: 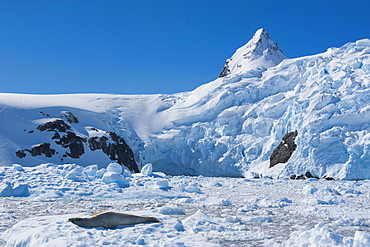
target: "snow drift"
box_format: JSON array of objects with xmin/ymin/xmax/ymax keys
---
[{"xmin": 1, "ymin": 29, "xmax": 370, "ymax": 179}]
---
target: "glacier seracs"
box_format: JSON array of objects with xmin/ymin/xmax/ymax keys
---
[
  {"xmin": 0, "ymin": 30, "xmax": 370, "ymax": 179},
  {"xmin": 140, "ymin": 34, "xmax": 370, "ymax": 179}
]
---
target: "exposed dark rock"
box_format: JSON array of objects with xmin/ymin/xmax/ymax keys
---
[
  {"xmin": 323, "ymin": 176, "xmax": 335, "ymax": 181},
  {"xmin": 219, "ymin": 59, "xmax": 231, "ymax": 77},
  {"xmin": 88, "ymin": 132, "xmax": 139, "ymax": 172},
  {"xmin": 37, "ymin": 119, "xmax": 71, "ymax": 132},
  {"xmin": 15, "ymin": 150, "xmax": 27, "ymax": 158},
  {"xmin": 295, "ymin": 174, "xmax": 306, "ymax": 180},
  {"xmin": 63, "ymin": 111, "xmax": 79, "ymax": 123},
  {"xmin": 305, "ymin": 171, "xmax": 313, "ymax": 178},
  {"xmin": 89, "ymin": 136, "xmax": 105, "ymax": 151},
  {"xmin": 305, "ymin": 171, "xmax": 320, "ymax": 179},
  {"xmin": 52, "ymin": 132, "xmax": 61, "ymax": 140},
  {"xmin": 26, "ymin": 143, "xmax": 55, "ymax": 158},
  {"xmin": 290, "ymin": 172, "xmax": 329, "ymax": 180},
  {"xmin": 55, "ymin": 131, "xmax": 86, "ymax": 147},
  {"xmin": 55, "ymin": 131, "xmax": 87, "ymax": 158},
  {"xmin": 28, "ymin": 130, "xmax": 34, "ymax": 133},
  {"xmin": 270, "ymin": 131, "xmax": 298, "ymax": 168},
  {"xmin": 40, "ymin": 111, "xmax": 50, "ymax": 117}
]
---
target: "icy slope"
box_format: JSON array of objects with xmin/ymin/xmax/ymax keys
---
[
  {"xmin": 140, "ymin": 37, "xmax": 370, "ymax": 179},
  {"xmin": 1, "ymin": 30, "xmax": 370, "ymax": 179}
]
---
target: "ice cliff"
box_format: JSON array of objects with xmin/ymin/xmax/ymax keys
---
[{"xmin": 0, "ymin": 29, "xmax": 370, "ymax": 179}]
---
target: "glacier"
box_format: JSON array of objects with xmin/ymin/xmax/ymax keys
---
[{"xmin": 0, "ymin": 29, "xmax": 370, "ymax": 179}]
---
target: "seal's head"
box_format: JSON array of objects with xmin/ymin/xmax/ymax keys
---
[
  {"xmin": 145, "ymin": 216, "xmax": 161, "ymax": 223},
  {"xmin": 68, "ymin": 217, "xmax": 84, "ymax": 225}
]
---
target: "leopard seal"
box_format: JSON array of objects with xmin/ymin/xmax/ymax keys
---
[{"xmin": 68, "ymin": 211, "xmax": 161, "ymax": 229}]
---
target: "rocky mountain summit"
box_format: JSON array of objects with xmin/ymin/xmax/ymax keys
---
[{"xmin": 219, "ymin": 28, "xmax": 286, "ymax": 77}]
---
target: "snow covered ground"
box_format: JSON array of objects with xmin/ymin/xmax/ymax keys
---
[{"xmin": 1, "ymin": 163, "xmax": 370, "ymax": 246}]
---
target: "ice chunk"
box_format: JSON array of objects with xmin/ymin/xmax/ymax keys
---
[
  {"xmin": 302, "ymin": 185, "xmax": 318, "ymax": 194},
  {"xmin": 258, "ymin": 197, "xmax": 292, "ymax": 208},
  {"xmin": 121, "ymin": 167, "xmax": 133, "ymax": 177},
  {"xmin": 12, "ymin": 184, "xmax": 30, "ymax": 197},
  {"xmin": 239, "ymin": 203, "xmax": 259, "ymax": 212},
  {"xmin": 172, "ymin": 220, "xmax": 185, "ymax": 231},
  {"xmin": 0, "ymin": 182, "xmax": 30, "ymax": 197},
  {"xmin": 141, "ymin": 163, "xmax": 153, "ymax": 175},
  {"xmin": 159, "ymin": 205, "xmax": 185, "ymax": 215},
  {"xmin": 248, "ymin": 216, "xmax": 273, "ymax": 223},
  {"xmin": 286, "ymin": 223, "xmax": 345, "ymax": 246},
  {"xmin": 222, "ymin": 216, "xmax": 242, "ymax": 224},
  {"xmin": 135, "ymin": 238, "xmax": 146, "ymax": 245},
  {"xmin": 178, "ymin": 182, "xmax": 202, "ymax": 193},
  {"xmin": 210, "ymin": 199, "xmax": 232, "ymax": 206},
  {"xmin": 316, "ymin": 198, "xmax": 344, "ymax": 205},
  {"xmin": 65, "ymin": 167, "xmax": 84, "ymax": 179},
  {"xmin": 84, "ymin": 165, "xmax": 98, "ymax": 176},
  {"xmin": 107, "ymin": 163, "xmax": 122, "ymax": 174},
  {"xmin": 156, "ymin": 179, "xmax": 170, "ymax": 190},
  {"xmin": 12, "ymin": 164, "xmax": 24, "ymax": 171},
  {"xmin": 353, "ymin": 231, "xmax": 370, "ymax": 246},
  {"xmin": 182, "ymin": 210, "xmax": 212, "ymax": 229},
  {"xmin": 102, "ymin": 172, "xmax": 129, "ymax": 187},
  {"xmin": 96, "ymin": 168, "xmax": 107, "ymax": 178},
  {"xmin": 0, "ymin": 182, "xmax": 14, "ymax": 197}
]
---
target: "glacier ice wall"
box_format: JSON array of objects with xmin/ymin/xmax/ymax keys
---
[{"xmin": 138, "ymin": 39, "xmax": 370, "ymax": 179}]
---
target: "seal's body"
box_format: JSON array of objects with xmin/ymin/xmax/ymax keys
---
[{"xmin": 68, "ymin": 211, "xmax": 160, "ymax": 229}]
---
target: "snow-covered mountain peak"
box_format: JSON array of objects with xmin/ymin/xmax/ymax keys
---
[
  {"xmin": 246, "ymin": 28, "xmax": 273, "ymax": 51},
  {"xmin": 219, "ymin": 28, "xmax": 287, "ymax": 77}
]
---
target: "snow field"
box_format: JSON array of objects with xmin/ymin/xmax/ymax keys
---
[{"xmin": 1, "ymin": 163, "xmax": 370, "ymax": 246}]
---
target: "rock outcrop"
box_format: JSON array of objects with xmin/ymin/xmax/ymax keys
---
[
  {"xmin": 219, "ymin": 59, "xmax": 231, "ymax": 77},
  {"xmin": 89, "ymin": 132, "xmax": 139, "ymax": 173},
  {"xmin": 55, "ymin": 132, "xmax": 87, "ymax": 159},
  {"xmin": 36, "ymin": 119, "xmax": 71, "ymax": 132},
  {"xmin": 62, "ymin": 111, "xmax": 79, "ymax": 123},
  {"xmin": 290, "ymin": 172, "xmax": 334, "ymax": 180},
  {"xmin": 270, "ymin": 131, "xmax": 298, "ymax": 168},
  {"xmin": 16, "ymin": 143, "xmax": 56, "ymax": 158},
  {"xmin": 16, "ymin": 112, "xmax": 139, "ymax": 172}
]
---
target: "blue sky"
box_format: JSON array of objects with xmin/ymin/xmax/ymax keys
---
[{"xmin": 0, "ymin": 0, "xmax": 369, "ymax": 95}]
